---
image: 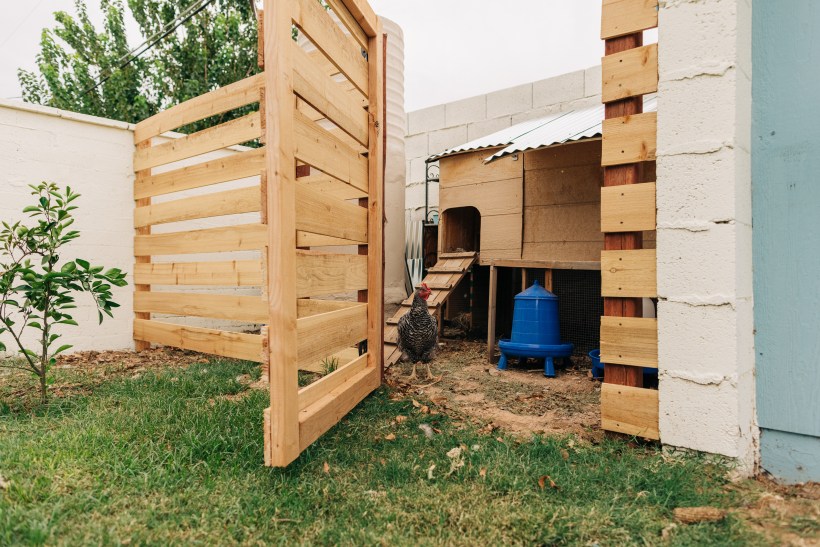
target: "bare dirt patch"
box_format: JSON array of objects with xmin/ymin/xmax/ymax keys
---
[{"xmin": 386, "ymin": 339, "xmax": 602, "ymax": 441}]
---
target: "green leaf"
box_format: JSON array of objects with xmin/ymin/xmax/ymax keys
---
[
  {"xmin": 61, "ymin": 261, "xmax": 77, "ymax": 273},
  {"xmin": 53, "ymin": 344, "xmax": 73, "ymax": 355},
  {"xmin": 76, "ymin": 258, "xmax": 90, "ymax": 270}
]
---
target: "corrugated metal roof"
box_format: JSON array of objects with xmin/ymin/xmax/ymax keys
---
[{"xmin": 427, "ymin": 97, "xmax": 657, "ymax": 164}]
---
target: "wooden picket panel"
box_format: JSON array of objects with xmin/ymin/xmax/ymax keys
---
[
  {"xmin": 134, "ymin": 147, "xmax": 265, "ymax": 200},
  {"xmin": 296, "ymin": 303, "xmax": 368, "ymax": 368},
  {"xmin": 602, "ymin": 43, "xmax": 658, "ymax": 102},
  {"xmin": 298, "ymin": 168, "xmax": 368, "ymax": 200},
  {"xmin": 600, "ymin": 0, "xmax": 660, "ymax": 440},
  {"xmin": 295, "ymin": 184, "xmax": 368, "ymax": 243},
  {"xmin": 133, "ymin": 260, "xmax": 263, "ymax": 286},
  {"xmin": 291, "ymin": 0, "xmax": 369, "ymax": 95},
  {"xmin": 601, "ymin": 111, "xmax": 657, "ymax": 166},
  {"xmin": 298, "ymin": 353, "xmax": 367, "ymax": 411},
  {"xmin": 601, "ymin": 383, "xmax": 659, "ymax": 439},
  {"xmin": 133, "ymin": 73, "xmax": 265, "ymax": 143},
  {"xmin": 601, "ymin": 249, "xmax": 657, "ymax": 297},
  {"xmin": 134, "ymin": 112, "xmax": 262, "ymax": 171},
  {"xmin": 134, "ymin": 319, "xmax": 264, "ymax": 361},
  {"xmin": 295, "ymin": 250, "xmax": 368, "ymax": 298},
  {"xmin": 292, "ymin": 41, "xmax": 369, "ymax": 146},
  {"xmin": 326, "ymin": 0, "xmax": 369, "ymax": 48},
  {"xmin": 134, "ymin": 224, "xmax": 267, "ymax": 256},
  {"xmin": 601, "ymin": 182, "xmax": 656, "ymax": 232},
  {"xmin": 601, "ymin": 0, "xmax": 658, "ymax": 40},
  {"xmin": 293, "ymin": 109, "xmax": 369, "ymax": 192},
  {"xmin": 134, "ymin": 292, "xmax": 268, "ymax": 322},
  {"xmin": 134, "ymin": 185, "xmax": 261, "ymax": 228},
  {"xmin": 600, "ymin": 316, "xmax": 658, "ymax": 367},
  {"xmin": 297, "ymin": 298, "xmax": 361, "ymax": 317}
]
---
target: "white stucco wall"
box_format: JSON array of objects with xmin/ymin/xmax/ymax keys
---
[
  {"xmin": 657, "ymin": 0, "xmax": 757, "ymax": 475},
  {"xmin": 0, "ymin": 100, "xmax": 136, "ymax": 352},
  {"xmin": 404, "ymin": 65, "xmax": 603, "ymax": 221}
]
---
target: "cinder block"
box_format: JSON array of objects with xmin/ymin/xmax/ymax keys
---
[
  {"xmin": 560, "ymin": 95, "xmax": 602, "ymax": 112},
  {"xmin": 659, "ymin": 0, "xmax": 738, "ymax": 80},
  {"xmin": 656, "ymin": 223, "xmax": 739, "ymax": 299},
  {"xmin": 408, "ymin": 157, "xmax": 428, "ymax": 185},
  {"xmin": 533, "ymin": 70, "xmax": 584, "ymax": 108},
  {"xmin": 404, "ymin": 180, "xmax": 438, "ymax": 212},
  {"xmin": 428, "ymin": 125, "xmax": 468, "ymax": 156},
  {"xmin": 407, "ymin": 104, "xmax": 446, "ymax": 135},
  {"xmin": 467, "ymin": 116, "xmax": 511, "ymax": 141},
  {"xmin": 487, "ymin": 83, "xmax": 532, "ymax": 119},
  {"xmin": 657, "ymin": 71, "xmax": 739, "ymax": 155},
  {"xmin": 658, "ymin": 375, "xmax": 743, "ymax": 458},
  {"xmin": 510, "ymin": 106, "xmax": 560, "ymax": 125},
  {"xmin": 584, "ymin": 65, "xmax": 602, "ymax": 97},
  {"xmin": 445, "ymin": 95, "xmax": 486, "ymax": 127},
  {"xmin": 405, "ymin": 133, "xmax": 428, "ymax": 159}
]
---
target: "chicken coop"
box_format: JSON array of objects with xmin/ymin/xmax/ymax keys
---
[
  {"xmin": 131, "ymin": 0, "xmax": 385, "ymax": 467},
  {"xmin": 386, "ymin": 1, "xmax": 661, "ymax": 440}
]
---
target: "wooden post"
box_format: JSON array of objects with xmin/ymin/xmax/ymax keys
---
[
  {"xmin": 544, "ymin": 268, "xmax": 553, "ymax": 292},
  {"xmin": 263, "ymin": 0, "xmax": 300, "ymax": 467},
  {"xmin": 487, "ymin": 264, "xmax": 498, "ymax": 363},
  {"xmin": 602, "ymin": 31, "xmax": 644, "ymax": 389},
  {"xmin": 134, "ymin": 139, "xmax": 152, "ymax": 351},
  {"xmin": 521, "ymin": 268, "xmax": 528, "ymax": 292}
]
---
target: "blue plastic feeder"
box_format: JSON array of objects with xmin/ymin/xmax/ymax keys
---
[{"xmin": 497, "ymin": 280, "xmax": 573, "ymax": 377}]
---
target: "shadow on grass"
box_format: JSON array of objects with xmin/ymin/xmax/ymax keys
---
[{"xmin": 0, "ymin": 359, "xmax": 763, "ymax": 546}]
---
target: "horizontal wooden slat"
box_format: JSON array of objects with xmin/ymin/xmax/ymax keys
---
[
  {"xmin": 601, "ymin": 182, "xmax": 656, "ymax": 232},
  {"xmin": 296, "ymin": 184, "xmax": 367, "ymax": 243},
  {"xmin": 602, "ymin": 43, "xmax": 658, "ymax": 102},
  {"xmin": 299, "ymin": 364, "xmax": 379, "ymax": 450},
  {"xmin": 292, "ymin": 42, "xmax": 369, "ymax": 146},
  {"xmin": 297, "ymin": 303, "xmax": 367, "ymax": 368},
  {"xmin": 134, "ymin": 147, "xmax": 265, "ymax": 200},
  {"xmin": 601, "ymin": 383, "xmax": 659, "ymax": 439},
  {"xmin": 133, "ymin": 318, "xmax": 264, "ymax": 361},
  {"xmin": 601, "ymin": 249, "xmax": 657, "ymax": 297},
  {"xmin": 602, "ymin": 111, "xmax": 657, "ymax": 167},
  {"xmin": 600, "ymin": 316, "xmax": 658, "ymax": 367},
  {"xmin": 134, "ymin": 223, "xmax": 267, "ymax": 256},
  {"xmin": 296, "ymin": 231, "xmax": 361, "ymax": 247},
  {"xmin": 601, "ymin": 0, "xmax": 659, "ymax": 40},
  {"xmin": 134, "ymin": 73, "xmax": 264, "ymax": 143},
  {"xmin": 298, "ymin": 169, "xmax": 368, "ymax": 200},
  {"xmin": 133, "ymin": 260, "xmax": 262, "ymax": 286},
  {"xmin": 297, "ymin": 298, "xmax": 360, "ymax": 318},
  {"xmin": 292, "ymin": 0, "xmax": 368, "ymax": 95},
  {"xmin": 294, "ymin": 109, "xmax": 368, "ymax": 193},
  {"xmin": 134, "ymin": 111, "xmax": 262, "ymax": 171},
  {"xmin": 134, "ymin": 292, "xmax": 268, "ymax": 322},
  {"xmin": 134, "ymin": 185, "xmax": 261, "ymax": 228},
  {"xmin": 336, "ymin": 0, "xmax": 378, "ymax": 38},
  {"xmin": 298, "ymin": 353, "xmax": 367, "ymax": 410},
  {"xmin": 296, "ymin": 250, "xmax": 367, "ymax": 298},
  {"xmin": 325, "ymin": 0, "xmax": 368, "ymax": 48}
]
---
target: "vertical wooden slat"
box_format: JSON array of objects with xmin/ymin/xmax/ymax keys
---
[
  {"xmin": 487, "ymin": 264, "xmax": 498, "ymax": 363},
  {"xmin": 365, "ymin": 23, "xmax": 385, "ymax": 372},
  {"xmin": 134, "ymin": 139, "xmax": 152, "ymax": 352},
  {"xmin": 263, "ymin": 0, "xmax": 300, "ymax": 467}
]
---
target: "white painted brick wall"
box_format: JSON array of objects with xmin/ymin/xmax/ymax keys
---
[
  {"xmin": 487, "ymin": 83, "xmax": 533, "ymax": 119},
  {"xmin": 657, "ymin": 0, "xmax": 756, "ymax": 475},
  {"xmin": 445, "ymin": 95, "xmax": 486, "ymax": 127},
  {"xmin": 533, "ymin": 70, "xmax": 585, "ymax": 108}
]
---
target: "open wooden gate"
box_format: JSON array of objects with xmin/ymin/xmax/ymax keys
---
[
  {"xmin": 132, "ymin": 0, "xmax": 384, "ymax": 467},
  {"xmin": 599, "ymin": 0, "xmax": 660, "ymax": 439}
]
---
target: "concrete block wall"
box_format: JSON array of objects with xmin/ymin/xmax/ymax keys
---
[
  {"xmin": 656, "ymin": 0, "xmax": 756, "ymax": 475},
  {"xmin": 404, "ymin": 66, "xmax": 602, "ymax": 221}
]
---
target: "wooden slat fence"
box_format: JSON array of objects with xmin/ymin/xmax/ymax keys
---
[{"xmin": 132, "ymin": 0, "xmax": 383, "ymax": 467}]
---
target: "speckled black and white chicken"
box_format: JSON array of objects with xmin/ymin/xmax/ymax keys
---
[{"xmin": 397, "ymin": 282, "xmax": 438, "ymax": 380}]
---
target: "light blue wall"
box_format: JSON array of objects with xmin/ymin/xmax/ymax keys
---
[{"xmin": 752, "ymin": 0, "xmax": 820, "ymax": 483}]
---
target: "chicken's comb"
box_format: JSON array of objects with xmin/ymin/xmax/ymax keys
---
[{"xmin": 421, "ymin": 282, "xmax": 429, "ymax": 290}]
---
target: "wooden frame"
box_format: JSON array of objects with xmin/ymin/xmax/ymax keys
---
[
  {"xmin": 599, "ymin": 0, "xmax": 660, "ymax": 440},
  {"xmin": 132, "ymin": 0, "xmax": 383, "ymax": 467}
]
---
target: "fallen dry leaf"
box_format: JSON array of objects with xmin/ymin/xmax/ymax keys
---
[
  {"xmin": 411, "ymin": 399, "xmax": 422, "ymax": 408},
  {"xmin": 0, "ymin": 475, "xmax": 8, "ymax": 490},
  {"xmin": 395, "ymin": 415, "xmax": 408, "ymax": 424},
  {"xmin": 418, "ymin": 424, "xmax": 435, "ymax": 439},
  {"xmin": 674, "ymin": 506, "xmax": 726, "ymax": 524},
  {"xmin": 538, "ymin": 475, "xmax": 559, "ymax": 490},
  {"xmin": 496, "ymin": 437, "xmax": 505, "ymax": 443},
  {"xmin": 322, "ymin": 462, "xmax": 330, "ymax": 474},
  {"xmin": 384, "ymin": 433, "xmax": 396, "ymax": 441},
  {"xmin": 479, "ymin": 468, "xmax": 487, "ymax": 479},
  {"xmin": 419, "ymin": 405, "xmax": 430, "ymax": 414},
  {"xmin": 560, "ymin": 449, "xmax": 569, "ymax": 461},
  {"xmin": 427, "ymin": 464, "xmax": 436, "ymax": 480}
]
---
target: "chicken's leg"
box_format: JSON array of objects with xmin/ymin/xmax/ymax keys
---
[
  {"xmin": 408, "ymin": 361, "xmax": 419, "ymax": 382},
  {"xmin": 425, "ymin": 362, "xmax": 434, "ymax": 380}
]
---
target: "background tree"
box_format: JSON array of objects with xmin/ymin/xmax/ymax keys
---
[{"xmin": 18, "ymin": 0, "xmax": 259, "ymax": 128}]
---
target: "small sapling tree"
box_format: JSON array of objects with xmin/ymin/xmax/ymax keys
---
[{"xmin": 0, "ymin": 182, "xmax": 128, "ymax": 402}]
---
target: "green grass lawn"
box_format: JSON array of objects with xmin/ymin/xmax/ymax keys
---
[{"xmin": 0, "ymin": 358, "xmax": 763, "ymax": 546}]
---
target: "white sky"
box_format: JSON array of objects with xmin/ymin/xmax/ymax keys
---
[{"xmin": 0, "ymin": 0, "xmax": 605, "ymax": 112}]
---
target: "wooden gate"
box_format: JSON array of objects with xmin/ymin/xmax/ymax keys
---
[
  {"xmin": 599, "ymin": 0, "xmax": 660, "ymax": 439},
  {"xmin": 132, "ymin": 0, "xmax": 384, "ymax": 467}
]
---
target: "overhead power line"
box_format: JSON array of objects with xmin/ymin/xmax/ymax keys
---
[{"xmin": 82, "ymin": 0, "xmax": 218, "ymax": 96}]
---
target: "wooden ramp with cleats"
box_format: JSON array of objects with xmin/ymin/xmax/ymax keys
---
[{"xmin": 383, "ymin": 252, "xmax": 478, "ymax": 367}]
